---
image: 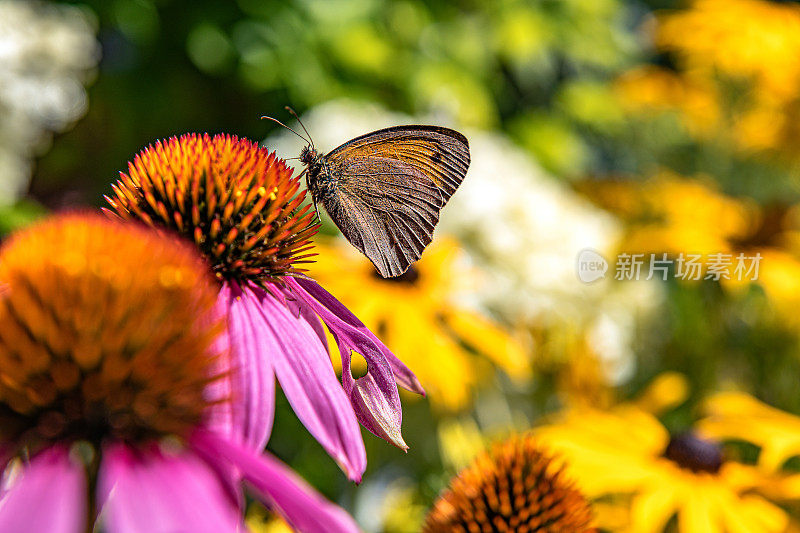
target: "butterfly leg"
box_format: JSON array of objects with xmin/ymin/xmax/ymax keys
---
[{"xmin": 298, "ymin": 166, "xmax": 323, "ymax": 223}]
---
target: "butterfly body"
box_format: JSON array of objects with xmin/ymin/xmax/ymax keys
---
[{"xmin": 300, "ymin": 125, "xmax": 470, "ymax": 278}]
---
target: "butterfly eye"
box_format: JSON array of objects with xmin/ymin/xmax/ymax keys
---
[{"xmin": 300, "ymin": 146, "xmax": 315, "ymax": 164}]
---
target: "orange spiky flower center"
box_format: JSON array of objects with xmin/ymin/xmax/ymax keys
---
[
  {"xmin": 0, "ymin": 214, "xmax": 224, "ymax": 451},
  {"xmin": 105, "ymin": 133, "xmax": 318, "ymax": 284},
  {"xmin": 423, "ymin": 435, "xmax": 595, "ymax": 533}
]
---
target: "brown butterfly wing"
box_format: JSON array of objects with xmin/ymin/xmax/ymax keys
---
[
  {"xmin": 322, "ymin": 126, "xmax": 470, "ymax": 277},
  {"xmin": 322, "ymin": 156, "xmax": 442, "ymax": 277},
  {"xmin": 328, "ymin": 125, "xmax": 470, "ymax": 197}
]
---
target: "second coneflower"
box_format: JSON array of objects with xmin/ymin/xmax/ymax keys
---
[
  {"xmin": 423, "ymin": 435, "xmax": 595, "ymax": 533},
  {"xmin": 0, "ymin": 214, "xmax": 359, "ymax": 532},
  {"xmin": 105, "ymin": 133, "xmax": 423, "ymax": 481}
]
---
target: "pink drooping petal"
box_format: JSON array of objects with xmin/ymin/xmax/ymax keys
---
[
  {"xmin": 243, "ymin": 284, "xmax": 366, "ymax": 481},
  {"xmin": 290, "ymin": 277, "xmax": 423, "ymax": 394},
  {"xmin": 98, "ymin": 443, "xmax": 242, "ymax": 533},
  {"xmin": 0, "ymin": 446, "xmax": 86, "ymax": 533},
  {"xmin": 192, "ymin": 430, "xmax": 361, "ymax": 533},
  {"xmin": 217, "ymin": 281, "xmax": 276, "ymax": 451},
  {"xmin": 332, "ymin": 333, "xmax": 408, "ymax": 452},
  {"xmin": 286, "ymin": 277, "xmax": 411, "ymax": 450}
]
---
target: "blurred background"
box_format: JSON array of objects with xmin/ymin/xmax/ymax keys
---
[{"xmin": 5, "ymin": 0, "xmax": 800, "ymax": 530}]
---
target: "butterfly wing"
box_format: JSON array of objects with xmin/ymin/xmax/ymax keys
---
[
  {"xmin": 328, "ymin": 125, "xmax": 470, "ymax": 197},
  {"xmin": 321, "ymin": 126, "xmax": 470, "ymax": 277},
  {"xmin": 323, "ymin": 156, "xmax": 443, "ymax": 277}
]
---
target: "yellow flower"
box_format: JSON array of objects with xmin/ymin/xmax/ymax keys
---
[
  {"xmin": 732, "ymin": 100, "xmax": 792, "ymax": 153},
  {"xmin": 628, "ymin": 173, "xmax": 754, "ymax": 256},
  {"xmin": 736, "ymin": 248, "xmax": 800, "ymax": 324},
  {"xmin": 614, "ymin": 0, "xmax": 800, "ymax": 154},
  {"xmin": 535, "ymin": 391, "xmax": 792, "ymax": 531},
  {"xmin": 246, "ymin": 506, "xmax": 293, "ymax": 533},
  {"xmin": 591, "ymin": 181, "xmax": 800, "ymax": 322},
  {"xmin": 308, "ymin": 237, "xmax": 529, "ymax": 411},
  {"xmin": 532, "ymin": 328, "xmax": 617, "ymax": 410},
  {"xmin": 615, "ymin": 65, "xmax": 720, "ymax": 137},
  {"xmin": 633, "ymin": 371, "xmax": 691, "ymax": 416},
  {"xmin": 700, "ymin": 392, "xmax": 800, "ymax": 473},
  {"xmin": 583, "ymin": 171, "xmax": 756, "ymax": 259},
  {"xmin": 436, "ymin": 417, "xmax": 485, "ymax": 473},
  {"xmin": 656, "ymin": 0, "xmax": 800, "ymax": 101},
  {"xmin": 699, "ymin": 392, "xmax": 800, "ymax": 503},
  {"xmin": 380, "ymin": 480, "xmax": 428, "ymax": 533},
  {"xmin": 721, "ymin": 206, "xmax": 800, "ymax": 323}
]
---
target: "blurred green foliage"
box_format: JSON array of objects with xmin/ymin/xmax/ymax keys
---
[{"xmin": 36, "ymin": 0, "xmax": 641, "ymax": 210}]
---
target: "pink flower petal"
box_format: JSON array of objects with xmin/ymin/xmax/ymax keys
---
[
  {"xmin": 291, "ymin": 277, "xmax": 424, "ymax": 396},
  {"xmin": 332, "ymin": 333, "xmax": 408, "ymax": 451},
  {"xmin": 98, "ymin": 443, "xmax": 242, "ymax": 533},
  {"xmin": 192, "ymin": 430, "xmax": 360, "ymax": 533},
  {"xmin": 219, "ymin": 281, "xmax": 276, "ymax": 451},
  {"xmin": 286, "ymin": 289, "xmax": 330, "ymax": 354},
  {"xmin": 243, "ymin": 284, "xmax": 366, "ymax": 481},
  {"xmin": 0, "ymin": 446, "xmax": 86, "ymax": 533},
  {"xmin": 204, "ymin": 293, "xmax": 235, "ymax": 443},
  {"xmin": 286, "ymin": 277, "xmax": 410, "ymax": 450}
]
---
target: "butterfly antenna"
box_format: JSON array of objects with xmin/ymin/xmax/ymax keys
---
[
  {"xmin": 260, "ymin": 115, "xmax": 311, "ymax": 145},
  {"xmin": 285, "ymin": 106, "xmax": 315, "ymax": 151}
]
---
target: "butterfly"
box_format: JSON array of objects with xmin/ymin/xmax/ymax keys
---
[{"xmin": 266, "ymin": 113, "xmax": 470, "ymax": 278}]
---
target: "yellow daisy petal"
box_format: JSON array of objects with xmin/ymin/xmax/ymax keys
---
[
  {"xmin": 309, "ymin": 237, "xmax": 526, "ymax": 411},
  {"xmin": 442, "ymin": 310, "xmax": 530, "ymax": 380},
  {"xmin": 631, "ymin": 487, "xmax": 680, "ymax": 533}
]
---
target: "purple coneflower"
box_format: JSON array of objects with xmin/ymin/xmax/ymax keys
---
[
  {"xmin": 105, "ymin": 134, "xmax": 423, "ymax": 481},
  {"xmin": 0, "ymin": 214, "xmax": 359, "ymax": 532}
]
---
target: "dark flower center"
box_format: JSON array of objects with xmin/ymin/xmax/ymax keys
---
[
  {"xmin": 663, "ymin": 433, "xmax": 724, "ymax": 474},
  {"xmin": 373, "ymin": 265, "xmax": 420, "ymax": 284}
]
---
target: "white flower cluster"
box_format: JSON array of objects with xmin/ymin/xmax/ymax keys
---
[
  {"xmin": 0, "ymin": 0, "xmax": 99, "ymax": 204},
  {"xmin": 440, "ymin": 128, "xmax": 665, "ymax": 383},
  {"xmin": 265, "ymin": 99, "xmax": 662, "ymax": 383},
  {"xmin": 440, "ymin": 130, "xmax": 620, "ymax": 323}
]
